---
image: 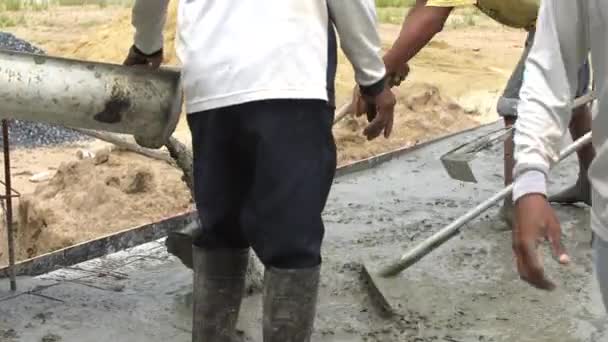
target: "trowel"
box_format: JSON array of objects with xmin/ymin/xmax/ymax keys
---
[
  {"xmin": 439, "ymin": 92, "xmax": 596, "ymax": 183},
  {"xmin": 0, "ymin": 49, "xmax": 182, "ymax": 149}
]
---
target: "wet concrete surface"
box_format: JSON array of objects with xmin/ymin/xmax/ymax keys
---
[{"xmin": 1, "ymin": 122, "xmax": 606, "ymax": 341}]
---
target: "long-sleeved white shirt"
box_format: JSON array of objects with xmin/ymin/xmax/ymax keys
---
[
  {"xmin": 512, "ymin": 0, "xmax": 608, "ymax": 240},
  {"xmin": 131, "ymin": 0, "xmax": 386, "ymax": 114}
]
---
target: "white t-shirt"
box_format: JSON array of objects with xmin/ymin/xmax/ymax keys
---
[
  {"xmin": 131, "ymin": 0, "xmax": 386, "ymax": 114},
  {"xmin": 514, "ymin": 0, "xmax": 608, "ymax": 241}
]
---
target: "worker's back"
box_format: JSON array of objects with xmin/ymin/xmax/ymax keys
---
[{"xmin": 175, "ymin": 0, "xmax": 330, "ymax": 114}]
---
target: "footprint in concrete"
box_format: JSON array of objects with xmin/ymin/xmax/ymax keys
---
[
  {"xmin": 41, "ymin": 333, "xmax": 62, "ymax": 342},
  {"xmin": 33, "ymin": 312, "xmax": 53, "ymax": 324},
  {"xmin": 1, "ymin": 328, "xmax": 19, "ymax": 340}
]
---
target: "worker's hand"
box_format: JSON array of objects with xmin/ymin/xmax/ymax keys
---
[
  {"xmin": 350, "ymin": 63, "xmax": 408, "ymax": 116},
  {"xmin": 123, "ymin": 45, "xmax": 163, "ymax": 68},
  {"xmin": 388, "ymin": 63, "xmax": 410, "ymax": 87},
  {"xmin": 350, "ymin": 86, "xmax": 370, "ymax": 118},
  {"xmin": 513, "ymin": 193, "xmax": 570, "ymax": 291},
  {"xmin": 362, "ymin": 86, "xmax": 396, "ymax": 140}
]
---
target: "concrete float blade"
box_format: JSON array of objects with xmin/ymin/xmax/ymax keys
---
[
  {"xmin": 439, "ymin": 126, "xmax": 512, "ymax": 183},
  {"xmin": 361, "ymin": 262, "xmax": 406, "ymax": 317},
  {"xmin": 440, "ymin": 152, "xmax": 478, "ymax": 183},
  {"xmin": 440, "ymin": 93, "xmax": 595, "ymax": 183}
]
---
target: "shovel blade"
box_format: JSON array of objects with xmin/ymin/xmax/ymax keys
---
[
  {"xmin": 440, "ymin": 127, "xmax": 513, "ymax": 183},
  {"xmin": 440, "ymin": 154, "xmax": 478, "ymax": 183},
  {"xmin": 361, "ymin": 262, "xmax": 406, "ymax": 317}
]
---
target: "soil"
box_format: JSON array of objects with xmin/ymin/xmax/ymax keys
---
[{"xmin": 0, "ymin": 141, "xmax": 192, "ymax": 265}]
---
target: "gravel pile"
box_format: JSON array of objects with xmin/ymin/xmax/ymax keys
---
[{"xmin": 0, "ymin": 32, "xmax": 91, "ymax": 148}]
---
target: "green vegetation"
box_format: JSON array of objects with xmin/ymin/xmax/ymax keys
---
[
  {"xmin": 376, "ymin": 0, "xmax": 411, "ymax": 25},
  {"xmin": 375, "ymin": 0, "xmax": 485, "ymax": 27},
  {"xmin": 376, "ymin": 0, "xmax": 415, "ymax": 7},
  {"xmin": 0, "ymin": 0, "xmax": 132, "ymax": 11},
  {"xmin": 0, "ymin": 13, "xmax": 15, "ymax": 27}
]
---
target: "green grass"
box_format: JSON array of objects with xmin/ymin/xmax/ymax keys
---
[
  {"xmin": 376, "ymin": 0, "xmax": 415, "ymax": 7},
  {"xmin": 0, "ymin": 0, "xmax": 132, "ymax": 11},
  {"xmin": 375, "ymin": 0, "xmax": 412, "ymax": 25},
  {"xmin": 0, "ymin": 13, "xmax": 16, "ymax": 27},
  {"xmin": 377, "ymin": 7, "xmax": 407, "ymax": 25},
  {"xmin": 55, "ymin": 0, "xmax": 119, "ymax": 6},
  {"xmin": 1, "ymin": 0, "xmax": 23, "ymax": 11}
]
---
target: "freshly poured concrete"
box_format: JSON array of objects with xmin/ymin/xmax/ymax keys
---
[{"xmin": 1, "ymin": 123, "xmax": 606, "ymax": 341}]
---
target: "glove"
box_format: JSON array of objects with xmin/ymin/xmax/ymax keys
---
[{"xmin": 123, "ymin": 45, "xmax": 163, "ymax": 68}]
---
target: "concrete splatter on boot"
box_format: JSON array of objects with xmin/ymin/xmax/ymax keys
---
[
  {"xmin": 263, "ymin": 266, "xmax": 320, "ymax": 342},
  {"xmin": 192, "ymin": 246, "xmax": 249, "ymax": 342},
  {"xmin": 166, "ymin": 221, "xmax": 264, "ymax": 294}
]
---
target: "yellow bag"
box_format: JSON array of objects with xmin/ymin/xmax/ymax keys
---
[{"xmin": 476, "ymin": 0, "xmax": 539, "ymax": 29}]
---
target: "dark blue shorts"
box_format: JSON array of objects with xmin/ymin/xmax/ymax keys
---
[{"xmin": 188, "ymin": 100, "xmax": 336, "ymax": 269}]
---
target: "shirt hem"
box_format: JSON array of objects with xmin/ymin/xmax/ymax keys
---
[{"xmin": 185, "ymin": 89, "xmax": 328, "ymax": 113}]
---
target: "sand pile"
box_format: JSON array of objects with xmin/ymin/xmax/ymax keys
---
[
  {"xmin": 1, "ymin": 148, "xmax": 191, "ymax": 264},
  {"xmin": 334, "ymin": 83, "xmax": 480, "ymax": 164},
  {"xmin": 65, "ymin": 2, "xmax": 486, "ymax": 168},
  {"xmin": 70, "ymin": 0, "xmax": 179, "ymax": 65}
]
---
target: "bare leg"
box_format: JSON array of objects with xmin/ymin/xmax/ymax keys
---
[{"xmin": 548, "ymin": 105, "xmax": 594, "ymax": 205}]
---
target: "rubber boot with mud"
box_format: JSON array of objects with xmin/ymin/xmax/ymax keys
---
[
  {"xmin": 165, "ymin": 220, "xmax": 201, "ymax": 269},
  {"xmin": 263, "ymin": 266, "xmax": 320, "ymax": 342},
  {"xmin": 192, "ymin": 246, "xmax": 249, "ymax": 342}
]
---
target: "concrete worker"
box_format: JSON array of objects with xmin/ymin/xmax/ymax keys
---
[
  {"xmin": 353, "ymin": 0, "xmax": 595, "ymax": 227},
  {"xmin": 124, "ymin": 0, "xmax": 396, "ymax": 341},
  {"xmin": 511, "ymin": 0, "xmax": 607, "ymax": 310}
]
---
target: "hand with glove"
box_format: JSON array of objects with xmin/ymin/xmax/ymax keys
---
[{"xmin": 123, "ymin": 45, "xmax": 163, "ymax": 68}]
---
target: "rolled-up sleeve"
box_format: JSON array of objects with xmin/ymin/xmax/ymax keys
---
[
  {"xmin": 512, "ymin": 0, "xmax": 589, "ymax": 201},
  {"xmin": 327, "ymin": 0, "xmax": 386, "ymax": 87},
  {"xmin": 132, "ymin": 0, "xmax": 171, "ymax": 55}
]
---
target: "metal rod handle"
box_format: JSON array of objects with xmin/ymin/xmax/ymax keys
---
[
  {"xmin": 490, "ymin": 92, "xmax": 596, "ymax": 144},
  {"xmin": 379, "ymin": 132, "xmax": 593, "ymax": 277}
]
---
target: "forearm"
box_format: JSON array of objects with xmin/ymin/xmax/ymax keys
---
[
  {"xmin": 328, "ymin": 0, "xmax": 386, "ymax": 93},
  {"xmin": 513, "ymin": 0, "xmax": 589, "ymax": 202},
  {"xmin": 132, "ymin": 0, "xmax": 170, "ymax": 54},
  {"xmin": 383, "ymin": 1, "xmax": 452, "ymax": 74}
]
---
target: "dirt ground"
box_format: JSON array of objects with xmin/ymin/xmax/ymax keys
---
[{"xmin": 1, "ymin": 4, "xmax": 527, "ymax": 265}]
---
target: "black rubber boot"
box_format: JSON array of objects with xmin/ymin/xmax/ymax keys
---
[
  {"xmin": 166, "ymin": 221, "xmax": 201, "ymax": 269},
  {"xmin": 192, "ymin": 246, "xmax": 249, "ymax": 342},
  {"xmin": 263, "ymin": 266, "xmax": 320, "ymax": 342}
]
